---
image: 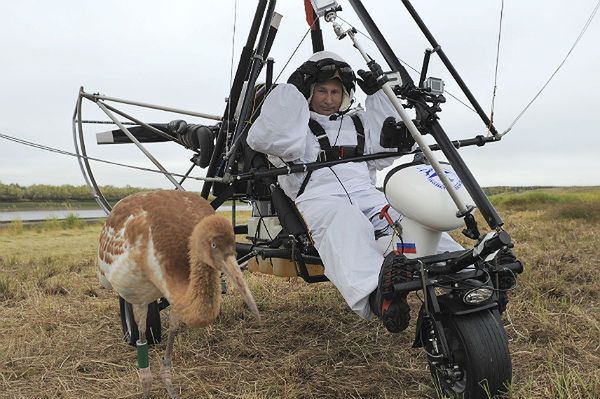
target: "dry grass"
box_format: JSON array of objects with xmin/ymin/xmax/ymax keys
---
[{"xmin": 0, "ymin": 191, "xmax": 599, "ymax": 398}]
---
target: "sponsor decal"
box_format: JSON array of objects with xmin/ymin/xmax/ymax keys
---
[{"xmin": 416, "ymin": 165, "xmax": 463, "ymax": 190}]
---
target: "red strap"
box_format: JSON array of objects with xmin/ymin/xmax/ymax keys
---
[
  {"xmin": 379, "ymin": 204, "xmax": 394, "ymax": 226},
  {"xmin": 379, "ymin": 204, "xmax": 401, "ymax": 254},
  {"xmin": 304, "ymin": 0, "xmax": 317, "ymax": 30}
]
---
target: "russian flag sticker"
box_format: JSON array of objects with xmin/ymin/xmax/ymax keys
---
[{"xmin": 397, "ymin": 242, "xmax": 417, "ymax": 254}]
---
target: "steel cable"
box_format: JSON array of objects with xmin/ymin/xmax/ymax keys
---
[
  {"xmin": 0, "ymin": 132, "xmax": 222, "ymax": 182},
  {"xmin": 501, "ymin": 0, "xmax": 600, "ymax": 137},
  {"xmin": 488, "ymin": 0, "xmax": 505, "ymax": 136}
]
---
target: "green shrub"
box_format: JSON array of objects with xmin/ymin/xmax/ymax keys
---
[
  {"xmin": 62, "ymin": 214, "xmax": 83, "ymax": 229},
  {"xmin": 11, "ymin": 219, "xmax": 23, "ymax": 235},
  {"xmin": 550, "ymin": 201, "xmax": 600, "ymax": 222},
  {"xmin": 491, "ymin": 191, "xmax": 563, "ymax": 207}
]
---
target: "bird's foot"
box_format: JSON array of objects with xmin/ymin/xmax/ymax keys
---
[
  {"xmin": 138, "ymin": 366, "xmax": 153, "ymax": 397},
  {"xmin": 160, "ymin": 357, "xmax": 178, "ymax": 398}
]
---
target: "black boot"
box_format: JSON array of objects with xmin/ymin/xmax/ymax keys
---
[
  {"xmin": 369, "ymin": 289, "xmax": 410, "ymax": 333},
  {"xmin": 369, "ymin": 252, "xmax": 415, "ymax": 333}
]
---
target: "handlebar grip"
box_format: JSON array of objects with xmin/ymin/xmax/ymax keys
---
[
  {"xmin": 393, "ymin": 279, "xmax": 425, "ymax": 293},
  {"xmin": 482, "ymin": 230, "xmax": 511, "ymax": 255},
  {"xmin": 498, "ymin": 261, "xmax": 524, "ymax": 274}
]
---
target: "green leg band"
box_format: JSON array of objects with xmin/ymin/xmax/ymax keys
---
[{"xmin": 136, "ymin": 340, "xmax": 149, "ymax": 369}]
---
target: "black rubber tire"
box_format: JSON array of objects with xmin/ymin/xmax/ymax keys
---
[
  {"xmin": 422, "ymin": 310, "xmax": 512, "ymax": 399},
  {"xmin": 119, "ymin": 296, "xmax": 162, "ymax": 347}
]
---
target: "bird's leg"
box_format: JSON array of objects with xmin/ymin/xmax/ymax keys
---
[
  {"xmin": 133, "ymin": 304, "xmax": 153, "ymax": 398},
  {"xmin": 160, "ymin": 310, "xmax": 181, "ymax": 399}
]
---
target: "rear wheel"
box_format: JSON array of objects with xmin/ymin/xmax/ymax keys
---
[
  {"xmin": 119, "ymin": 297, "xmax": 162, "ymax": 346},
  {"xmin": 421, "ymin": 309, "xmax": 511, "ymax": 398}
]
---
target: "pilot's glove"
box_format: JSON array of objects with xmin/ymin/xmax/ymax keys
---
[{"xmin": 357, "ymin": 69, "xmax": 380, "ymax": 95}]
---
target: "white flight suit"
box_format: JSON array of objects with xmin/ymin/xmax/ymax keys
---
[{"xmin": 247, "ymin": 83, "xmax": 461, "ymax": 319}]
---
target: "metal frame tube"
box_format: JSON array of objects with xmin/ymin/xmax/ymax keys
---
[
  {"xmin": 74, "ymin": 89, "xmax": 112, "ymax": 214},
  {"xmin": 234, "ymin": 135, "xmax": 497, "ymax": 182},
  {"xmin": 81, "ymin": 92, "xmax": 221, "ymax": 121},
  {"xmin": 97, "ymin": 101, "xmax": 184, "ymax": 190},
  {"xmin": 264, "ymin": 12, "xmax": 282, "ymax": 62},
  {"xmin": 304, "ymin": 0, "xmax": 324, "ymax": 52}
]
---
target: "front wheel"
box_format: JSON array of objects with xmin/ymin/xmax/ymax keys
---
[{"xmin": 420, "ymin": 309, "xmax": 512, "ymax": 398}]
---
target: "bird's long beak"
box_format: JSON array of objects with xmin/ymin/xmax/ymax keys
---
[{"xmin": 222, "ymin": 255, "xmax": 260, "ymax": 321}]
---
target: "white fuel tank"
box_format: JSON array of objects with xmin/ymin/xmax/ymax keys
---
[{"xmin": 384, "ymin": 162, "xmax": 476, "ymax": 232}]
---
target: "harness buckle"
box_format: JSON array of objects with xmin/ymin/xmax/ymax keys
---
[{"xmin": 318, "ymin": 150, "xmax": 328, "ymax": 162}]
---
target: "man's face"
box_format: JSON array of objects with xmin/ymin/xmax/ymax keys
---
[{"xmin": 310, "ymin": 79, "xmax": 344, "ymax": 116}]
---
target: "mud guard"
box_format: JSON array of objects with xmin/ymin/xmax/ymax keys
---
[{"xmin": 412, "ymin": 294, "xmax": 498, "ymax": 348}]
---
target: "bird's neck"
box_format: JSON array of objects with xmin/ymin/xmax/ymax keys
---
[{"xmin": 172, "ymin": 259, "xmax": 221, "ymax": 328}]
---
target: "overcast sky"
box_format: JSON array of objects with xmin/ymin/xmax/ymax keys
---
[{"xmin": 1, "ymin": 0, "xmax": 599, "ymax": 191}]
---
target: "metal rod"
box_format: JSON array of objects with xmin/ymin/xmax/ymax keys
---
[
  {"xmin": 232, "ymin": 199, "xmax": 236, "ymax": 227},
  {"xmin": 304, "ymin": 0, "xmax": 324, "ymax": 52},
  {"xmin": 264, "ymin": 12, "xmax": 282, "ymax": 61},
  {"xmin": 419, "ymin": 49, "xmax": 433, "ymax": 88},
  {"xmin": 80, "ymin": 120, "xmax": 137, "ymax": 125},
  {"xmin": 235, "ymin": 135, "xmax": 498, "ymax": 181},
  {"xmin": 201, "ymin": 0, "xmax": 269, "ymax": 198},
  {"xmin": 81, "ymin": 92, "xmax": 222, "ymax": 121},
  {"xmin": 401, "ymin": 0, "xmax": 499, "ymax": 136},
  {"xmin": 347, "ymin": 0, "xmax": 414, "ymax": 86},
  {"xmin": 311, "ymin": 18, "xmax": 325, "ymax": 52},
  {"xmin": 179, "ymin": 163, "xmax": 196, "ymax": 185},
  {"xmin": 97, "ymin": 101, "xmax": 185, "ymax": 190},
  {"xmin": 266, "ymin": 58, "xmax": 274, "ymax": 90}
]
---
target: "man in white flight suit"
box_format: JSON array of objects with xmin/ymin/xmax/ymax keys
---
[{"xmin": 247, "ymin": 51, "xmax": 462, "ymax": 332}]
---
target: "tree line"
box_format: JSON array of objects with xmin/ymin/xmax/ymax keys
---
[{"xmin": 0, "ymin": 182, "xmax": 147, "ymax": 202}]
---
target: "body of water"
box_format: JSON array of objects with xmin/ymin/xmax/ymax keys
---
[{"xmin": 0, "ymin": 205, "xmax": 250, "ymax": 223}]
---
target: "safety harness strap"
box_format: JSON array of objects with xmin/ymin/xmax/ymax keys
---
[
  {"xmin": 297, "ymin": 114, "xmax": 365, "ymax": 198},
  {"xmin": 351, "ymin": 114, "xmax": 365, "ymax": 156},
  {"xmin": 308, "ymin": 119, "xmax": 333, "ymax": 161}
]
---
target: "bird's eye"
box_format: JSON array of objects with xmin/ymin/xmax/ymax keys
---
[{"xmin": 210, "ymin": 242, "xmax": 217, "ymax": 249}]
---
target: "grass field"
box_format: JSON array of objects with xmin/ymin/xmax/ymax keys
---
[{"xmin": 0, "ymin": 188, "xmax": 599, "ymax": 398}]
